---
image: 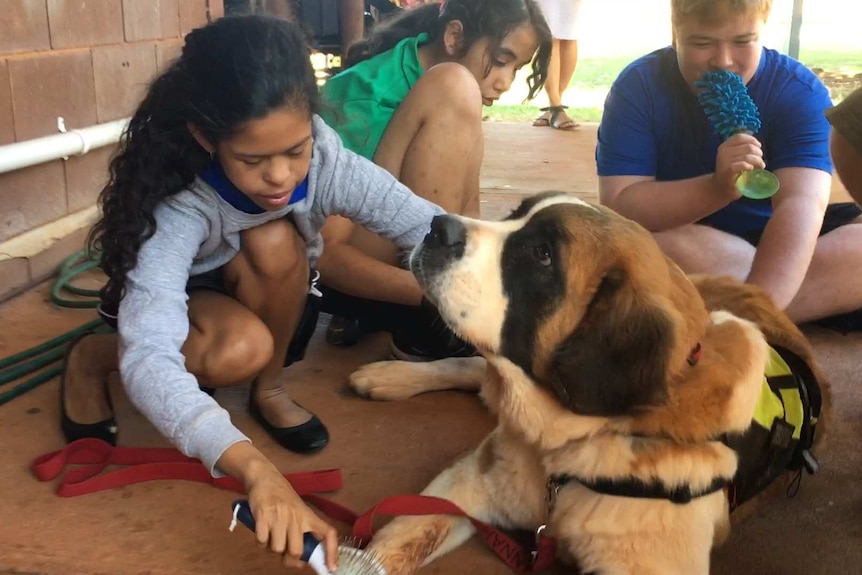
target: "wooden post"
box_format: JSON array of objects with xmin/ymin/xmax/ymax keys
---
[{"xmin": 789, "ymin": 0, "xmax": 804, "ymax": 60}]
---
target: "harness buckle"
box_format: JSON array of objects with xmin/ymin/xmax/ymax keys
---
[
  {"xmin": 545, "ymin": 477, "xmax": 562, "ymax": 519},
  {"xmin": 531, "ymin": 524, "xmax": 547, "ymax": 565}
]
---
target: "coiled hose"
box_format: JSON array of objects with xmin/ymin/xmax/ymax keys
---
[{"xmin": 0, "ymin": 250, "xmax": 113, "ymax": 406}]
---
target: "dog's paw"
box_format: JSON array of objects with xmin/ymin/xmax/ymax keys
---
[{"xmin": 349, "ymin": 361, "xmax": 428, "ymax": 401}]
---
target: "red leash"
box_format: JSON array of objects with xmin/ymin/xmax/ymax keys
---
[
  {"xmin": 352, "ymin": 494, "xmax": 557, "ymax": 574},
  {"xmin": 32, "ymin": 440, "xmax": 556, "ymax": 573}
]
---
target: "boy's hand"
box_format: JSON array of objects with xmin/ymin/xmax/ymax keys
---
[{"xmin": 712, "ymin": 133, "xmax": 766, "ymax": 198}]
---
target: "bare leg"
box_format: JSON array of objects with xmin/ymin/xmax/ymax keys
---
[
  {"xmin": 339, "ymin": 0, "xmax": 365, "ymax": 55},
  {"xmin": 544, "ymin": 39, "xmax": 562, "ymax": 107},
  {"xmin": 62, "ymin": 293, "xmax": 271, "ymax": 424},
  {"xmin": 653, "ymin": 221, "xmax": 862, "ymax": 323},
  {"xmin": 340, "ymin": 62, "xmax": 485, "ymax": 266},
  {"xmin": 652, "ymin": 225, "xmax": 755, "ymax": 281},
  {"xmin": 557, "ymin": 39, "xmax": 579, "ymax": 96},
  {"xmin": 784, "ymin": 218, "xmax": 862, "ymax": 322},
  {"xmin": 223, "ymin": 218, "xmax": 312, "ymax": 427}
]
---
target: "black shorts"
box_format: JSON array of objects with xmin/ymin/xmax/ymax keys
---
[
  {"xmin": 98, "ymin": 267, "xmax": 322, "ymax": 366},
  {"xmin": 716, "ymin": 202, "xmax": 862, "ymax": 246},
  {"xmin": 318, "ymin": 283, "xmax": 422, "ymax": 334}
]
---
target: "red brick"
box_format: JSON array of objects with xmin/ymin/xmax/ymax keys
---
[
  {"xmin": 28, "ymin": 225, "xmax": 90, "ymax": 283},
  {"xmin": 0, "ymin": 0, "xmax": 51, "ymax": 55},
  {"xmin": 179, "ymin": 0, "xmax": 209, "ymax": 36},
  {"xmin": 47, "ymin": 0, "xmax": 124, "ymax": 49},
  {"xmin": 0, "ymin": 61, "xmax": 14, "ymax": 144},
  {"xmin": 156, "ymin": 40, "xmax": 184, "ymax": 73},
  {"xmin": 93, "ymin": 44, "xmax": 158, "ymax": 123},
  {"xmin": 8, "ymin": 51, "xmax": 98, "ymax": 141},
  {"xmin": 0, "ymin": 161, "xmax": 67, "ymax": 243},
  {"xmin": 209, "ymin": 0, "xmax": 225, "ymax": 19},
  {"xmin": 159, "ymin": 0, "xmax": 181, "ymax": 39},
  {"xmin": 122, "ymin": 0, "xmax": 161, "ymax": 42},
  {"xmin": 64, "ymin": 145, "xmax": 115, "ymax": 213},
  {"xmin": 121, "ymin": 0, "xmax": 181, "ymax": 41}
]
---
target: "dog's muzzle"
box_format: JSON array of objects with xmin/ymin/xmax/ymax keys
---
[{"xmin": 411, "ymin": 215, "xmax": 467, "ymax": 284}]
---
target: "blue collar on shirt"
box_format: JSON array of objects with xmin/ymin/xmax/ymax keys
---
[{"xmin": 200, "ymin": 160, "xmax": 308, "ymax": 214}]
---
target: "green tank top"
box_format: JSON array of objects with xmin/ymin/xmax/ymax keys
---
[{"xmin": 320, "ymin": 33, "xmax": 428, "ymax": 160}]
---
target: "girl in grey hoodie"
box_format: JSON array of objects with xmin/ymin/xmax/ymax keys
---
[{"xmin": 60, "ymin": 14, "xmax": 443, "ymax": 570}]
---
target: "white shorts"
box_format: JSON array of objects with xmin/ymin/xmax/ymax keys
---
[{"xmin": 535, "ymin": 0, "xmax": 584, "ymax": 40}]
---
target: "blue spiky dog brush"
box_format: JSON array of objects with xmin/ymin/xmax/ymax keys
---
[{"xmin": 695, "ymin": 70, "xmax": 780, "ymax": 200}]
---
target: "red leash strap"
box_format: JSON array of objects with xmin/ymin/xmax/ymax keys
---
[
  {"xmin": 31, "ymin": 439, "xmax": 342, "ymax": 498},
  {"xmin": 352, "ymin": 495, "xmax": 557, "ymax": 574}
]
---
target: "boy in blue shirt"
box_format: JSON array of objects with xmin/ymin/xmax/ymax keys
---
[{"xmin": 597, "ymin": 0, "xmax": 862, "ymax": 329}]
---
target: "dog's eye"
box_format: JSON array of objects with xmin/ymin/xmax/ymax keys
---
[{"xmin": 532, "ymin": 243, "xmax": 552, "ymax": 266}]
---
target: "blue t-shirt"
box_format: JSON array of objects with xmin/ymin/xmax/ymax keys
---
[{"xmin": 596, "ymin": 47, "xmax": 833, "ymax": 236}]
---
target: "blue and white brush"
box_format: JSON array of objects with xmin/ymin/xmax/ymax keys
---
[
  {"xmin": 229, "ymin": 500, "xmax": 386, "ymax": 575},
  {"xmin": 695, "ymin": 69, "xmax": 780, "ymax": 199}
]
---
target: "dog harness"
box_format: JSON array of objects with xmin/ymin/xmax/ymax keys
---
[{"xmin": 547, "ymin": 344, "xmax": 822, "ymax": 510}]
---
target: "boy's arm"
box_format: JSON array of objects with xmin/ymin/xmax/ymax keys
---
[
  {"xmin": 746, "ymin": 167, "xmax": 831, "ymax": 308},
  {"xmin": 599, "ymin": 174, "xmax": 737, "ymax": 232},
  {"xmin": 600, "ymin": 131, "xmax": 765, "ymax": 231}
]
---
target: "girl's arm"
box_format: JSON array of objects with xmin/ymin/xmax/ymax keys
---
[
  {"xmin": 318, "ymin": 215, "xmax": 424, "ymax": 305},
  {"xmin": 311, "ymin": 116, "xmax": 444, "ymax": 302},
  {"xmin": 117, "ymin": 202, "xmax": 249, "ymax": 474}
]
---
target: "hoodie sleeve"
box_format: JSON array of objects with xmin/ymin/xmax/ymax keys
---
[
  {"xmin": 310, "ymin": 116, "xmax": 446, "ymax": 249},
  {"xmin": 117, "ymin": 202, "xmax": 249, "ymax": 475}
]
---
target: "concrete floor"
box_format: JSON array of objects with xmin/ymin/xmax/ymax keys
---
[{"xmin": 0, "ymin": 123, "xmax": 860, "ymax": 575}]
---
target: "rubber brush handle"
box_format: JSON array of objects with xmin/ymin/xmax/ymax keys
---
[{"xmin": 231, "ymin": 499, "xmax": 331, "ymax": 574}]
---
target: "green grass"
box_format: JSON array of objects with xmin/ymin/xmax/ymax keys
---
[
  {"xmin": 484, "ymin": 50, "xmax": 862, "ymax": 123},
  {"xmin": 799, "ymin": 49, "xmax": 862, "ymax": 74}
]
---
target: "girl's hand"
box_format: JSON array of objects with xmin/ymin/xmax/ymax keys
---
[
  {"xmin": 246, "ymin": 467, "xmax": 339, "ymax": 571},
  {"xmin": 713, "ymin": 133, "xmax": 766, "ymax": 198},
  {"xmin": 217, "ymin": 442, "xmax": 338, "ymax": 571}
]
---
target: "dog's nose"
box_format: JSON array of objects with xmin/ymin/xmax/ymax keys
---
[{"xmin": 427, "ymin": 215, "xmax": 466, "ymax": 248}]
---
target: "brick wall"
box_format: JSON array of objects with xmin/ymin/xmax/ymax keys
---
[{"xmin": 0, "ymin": 0, "xmax": 224, "ymax": 301}]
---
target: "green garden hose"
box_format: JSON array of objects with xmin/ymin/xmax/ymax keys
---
[{"xmin": 0, "ymin": 250, "xmax": 113, "ymax": 406}]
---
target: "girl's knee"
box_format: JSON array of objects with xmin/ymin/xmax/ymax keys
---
[
  {"xmin": 413, "ymin": 63, "xmax": 483, "ymax": 123},
  {"xmin": 241, "ymin": 219, "xmax": 308, "ymax": 280},
  {"xmin": 202, "ymin": 320, "xmax": 273, "ymax": 384}
]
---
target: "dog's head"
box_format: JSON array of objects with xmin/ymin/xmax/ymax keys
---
[{"xmin": 411, "ymin": 192, "xmax": 709, "ymax": 417}]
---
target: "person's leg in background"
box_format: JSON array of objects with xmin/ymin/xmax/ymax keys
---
[
  {"xmin": 339, "ymin": 0, "xmax": 366, "ymax": 55},
  {"xmin": 533, "ymin": 0, "xmax": 581, "ymax": 130}
]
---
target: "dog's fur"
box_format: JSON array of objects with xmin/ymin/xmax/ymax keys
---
[{"xmin": 350, "ymin": 193, "xmax": 830, "ymax": 575}]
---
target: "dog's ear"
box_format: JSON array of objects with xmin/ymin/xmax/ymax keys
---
[{"xmin": 546, "ymin": 268, "xmax": 672, "ymax": 416}]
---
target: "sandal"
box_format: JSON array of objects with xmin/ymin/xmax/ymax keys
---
[
  {"xmin": 532, "ymin": 107, "xmax": 552, "ymax": 127},
  {"xmin": 547, "ymin": 105, "xmax": 579, "ymax": 131}
]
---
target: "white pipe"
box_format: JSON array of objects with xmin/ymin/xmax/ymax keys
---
[{"xmin": 0, "ymin": 117, "xmax": 129, "ymax": 175}]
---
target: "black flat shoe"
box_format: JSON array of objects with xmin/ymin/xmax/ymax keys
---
[
  {"xmin": 60, "ymin": 333, "xmax": 118, "ymax": 446},
  {"xmin": 248, "ymin": 394, "xmax": 329, "ymax": 454}
]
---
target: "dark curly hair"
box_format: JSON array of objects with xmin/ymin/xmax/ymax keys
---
[
  {"xmin": 345, "ymin": 0, "xmax": 552, "ymax": 100},
  {"xmin": 89, "ymin": 15, "xmax": 319, "ymax": 312}
]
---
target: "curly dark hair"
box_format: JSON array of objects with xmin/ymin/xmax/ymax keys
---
[
  {"xmin": 345, "ymin": 0, "xmax": 552, "ymax": 100},
  {"xmin": 89, "ymin": 14, "xmax": 320, "ymax": 312}
]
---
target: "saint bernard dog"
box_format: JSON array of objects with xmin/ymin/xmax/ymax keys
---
[{"xmin": 349, "ymin": 192, "xmax": 828, "ymax": 575}]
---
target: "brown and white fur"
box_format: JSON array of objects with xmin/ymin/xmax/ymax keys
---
[{"xmin": 350, "ymin": 192, "xmax": 830, "ymax": 575}]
